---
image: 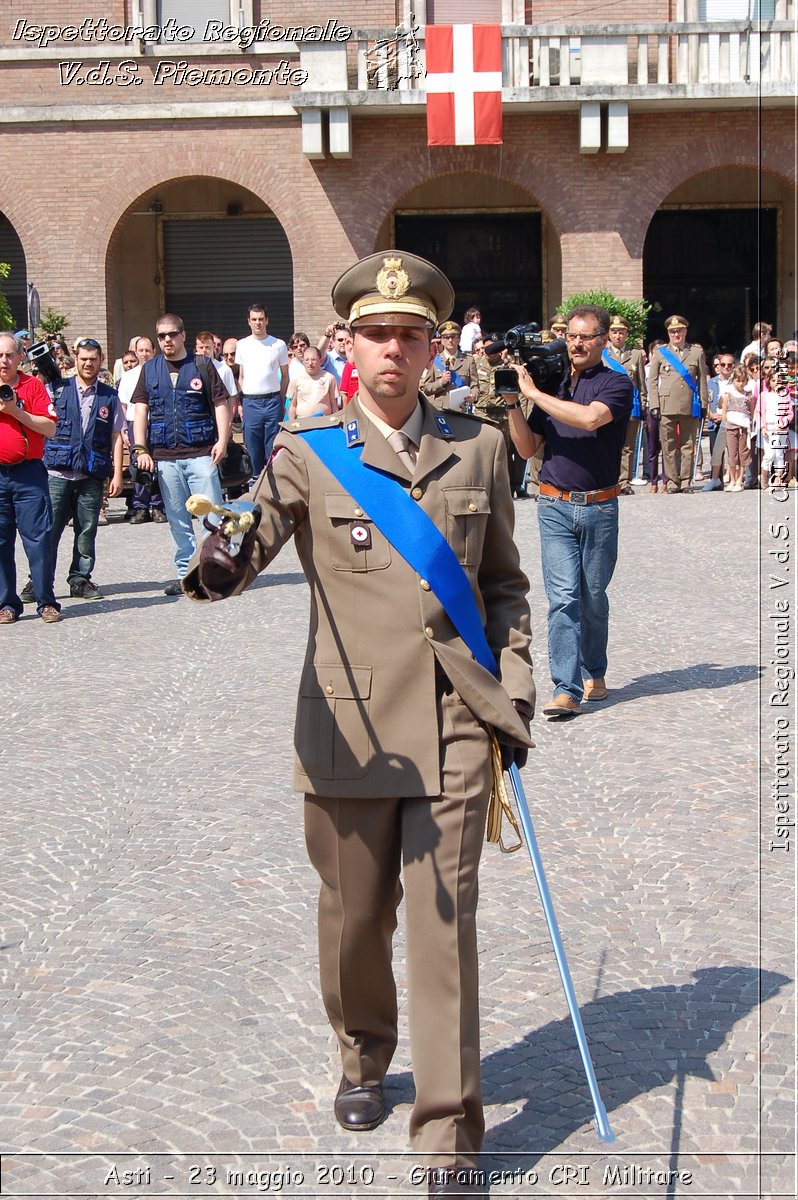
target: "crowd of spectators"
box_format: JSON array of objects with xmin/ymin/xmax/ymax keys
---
[{"xmin": 1, "ymin": 307, "xmax": 795, "ymax": 625}]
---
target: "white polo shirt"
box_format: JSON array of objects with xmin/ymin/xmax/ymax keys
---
[{"xmin": 235, "ymin": 334, "xmax": 289, "ymax": 395}]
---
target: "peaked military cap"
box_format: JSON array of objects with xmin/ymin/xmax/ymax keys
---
[
  {"xmin": 609, "ymin": 314, "xmax": 630, "ymax": 331},
  {"xmin": 549, "ymin": 316, "xmax": 567, "ymax": 331},
  {"xmin": 665, "ymin": 314, "xmax": 689, "ymax": 330},
  {"xmin": 438, "ymin": 319, "xmax": 461, "ymax": 337},
  {"xmin": 332, "ymin": 251, "xmax": 455, "ymax": 328}
]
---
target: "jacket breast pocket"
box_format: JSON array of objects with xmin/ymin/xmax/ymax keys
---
[
  {"xmin": 295, "ymin": 664, "xmax": 373, "ymax": 780},
  {"xmin": 323, "ymin": 493, "xmax": 391, "ymax": 572},
  {"xmin": 442, "ymin": 486, "xmax": 490, "ymax": 566}
]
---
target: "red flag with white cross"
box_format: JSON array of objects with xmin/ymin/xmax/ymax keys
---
[{"xmin": 425, "ymin": 25, "xmax": 503, "ymax": 146}]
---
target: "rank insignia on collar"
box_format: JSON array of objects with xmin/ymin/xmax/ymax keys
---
[
  {"xmin": 345, "ymin": 419, "xmax": 361, "ymax": 446},
  {"xmin": 435, "ymin": 414, "xmax": 454, "ymax": 438}
]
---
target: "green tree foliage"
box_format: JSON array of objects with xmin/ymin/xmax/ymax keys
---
[
  {"xmin": 557, "ymin": 290, "xmax": 651, "ymax": 348},
  {"xmin": 0, "ymin": 263, "xmax": 14, "ymax": 330},
  {"xmin": 38, "ymin": 305, "xmax": 71, "ymax": 339}
]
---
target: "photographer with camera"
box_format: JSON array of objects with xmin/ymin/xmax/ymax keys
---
[
  {"xmin": 0, "ymin": 333, "xmax": 60, "ymax": 624},
  {"xmin": 506, "ymin": 305, "xmax": 633, "ymax": 719}
]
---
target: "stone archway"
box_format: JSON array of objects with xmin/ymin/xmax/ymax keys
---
[
  {"xmin": 376, "ymin": 171, "xmax": 557, "ymax": 331},
  {"xmin": 0, "ymin": 212, "xmax": 28, "ymax": 331},
  {"xmin": 105, "ymin": 177, "xmax": 293, "ymax": 357},
  {"xmin": 643, "ymin": 164, "xmax": 795, "ymax": 352}
]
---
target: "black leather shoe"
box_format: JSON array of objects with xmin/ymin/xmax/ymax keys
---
[
  {"xmin": 333, "ymin": 1075, "xmax": 385, "ymax": 1131},
  {"xmin": 163, "ymin": 580, "xmax": 184, "ymax": 596},
  {"xmin": 129, "ymin": 509, "xmax": 150, "ymax": 524}
]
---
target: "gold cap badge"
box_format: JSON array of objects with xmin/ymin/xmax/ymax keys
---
[{"xmin": 375, "ymin": 257, "xmax": 410, "ymax": 301}]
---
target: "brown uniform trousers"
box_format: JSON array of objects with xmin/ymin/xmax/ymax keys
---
[
  {"xmin": 185, "ymin": 396, "xmax": 534, "ymax": 1163},
  {"xmin": 648, "ymin": 343, "xmax": 708, "ymax": 492}
]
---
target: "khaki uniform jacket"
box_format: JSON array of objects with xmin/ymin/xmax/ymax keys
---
[
  {"xmin": 185, "ymin": 396, "xmax": 534, "ymax": 799},
  {"xmin": 606, "ymin": 345, "xmax": 647, "ymax": 410},
  {"xmin": 420, "ymin": 351, "xmax": 474, "ymax": 403},
  {"xmin": 648, "ymin": 342, "xmax": 708, "ymax": 416}
]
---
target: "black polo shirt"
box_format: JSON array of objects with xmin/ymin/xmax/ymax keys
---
[{"xmin": 528, "ymin": 361, "xmax": 633, "ymax": 492}]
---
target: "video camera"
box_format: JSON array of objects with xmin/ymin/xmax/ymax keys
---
[
  {"xmin": 484, "ymin": 323, "xmax": 569, "ymax": 396},
  {"xmin": 27, "ymin": 340, "xmax": 62, "ymax": 388}
]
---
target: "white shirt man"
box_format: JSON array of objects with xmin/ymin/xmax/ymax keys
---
[{"xmin": 234, "ymin": 305, "xmax": 289, "ymax": 477}]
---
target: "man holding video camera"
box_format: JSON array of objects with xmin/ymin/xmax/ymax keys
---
[
  {"xmin": 0, "ymin": 332, "xmax": 60, "ymax": 624},
  {"xmin": 506, "ymin": 305, "xmax": 633, "ymax": 718}
]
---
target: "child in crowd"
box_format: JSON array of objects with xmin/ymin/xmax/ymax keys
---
[
  {"xmin": 756, "ymin": 364, "xmax": 796, "ymax": 490},
  {"xmin": 287, "ymin": 345, "xmax": 339, "ymax": 420},
  {"xmin": 719, "ymin": 364, "xmax": 755, "ymax": 491}
]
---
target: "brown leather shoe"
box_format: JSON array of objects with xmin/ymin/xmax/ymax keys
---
[
  {"xmin": 583, "ymin": 677, "xmax": 608, "ymax": 702},
  {"xmin": 334, "ymin": 1075, "xmax": 385, "ymax": 1131},
  {"xmin": 0, "ymin": 607, "xmax": 17, "ymax": 625},
  {"xmin": 542, "ymin": 694, "xmax": 581, "ymax": 719},
  {"xmin": 40, "ymin": 606, "xmax": 61, "ymax": 624}
]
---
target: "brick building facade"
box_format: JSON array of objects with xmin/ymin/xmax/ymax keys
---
[{"xmin": 0, "ymin": 0, "xmax": 794, "ymax": 356}]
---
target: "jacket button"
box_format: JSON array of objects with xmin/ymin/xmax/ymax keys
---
[
  {"xmin": 353, "ymin": 507, "xmax": 363, "ymax": 517},
  {"xmin": 419, "ymin": 579, "xmax": 430, "ymax": 591},
  {"xmin": 424, "ymin": 626, "xmax": 434, "ymax": 638},
  {"xmin": 325, "ymin": 684, "xmax": 334, "ymax": 695},
  {"xmin": 411, "ymin": 487, "xmax": 423, "ymax": 500},
  {"xmin": 468, "ymin": 501, "xmax": 478, "ymax": 512}
]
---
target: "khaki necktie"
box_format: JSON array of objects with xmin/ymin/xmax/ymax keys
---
[{"xmin": 386, "ymin": 429, "xmax": 418, "ymax": 474}]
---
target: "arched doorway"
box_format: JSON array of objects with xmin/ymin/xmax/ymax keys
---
[
  {"xmin": 0, "ymin": 214, "xmax": 27, "ymax": 331},
  {"xmin": 105, "ymin": 178, "xmax": 293, "ymax": 357},
  {"xmin": 378, "ymin": 173, "xmax": 555, "ymax": 334},
  {"xmin": 643, "ymin": 167, "xmax": 793, "ymax": 354}
]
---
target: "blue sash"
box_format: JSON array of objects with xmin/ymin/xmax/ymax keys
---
[
  {"xmin": 434, "ymin": 354, "xmax": 466, "ymax": 390},
  {"xmin": 602, "ymin": 350, "xmax": 640, "ymax": 418},
  {"xmin": 658, "ymin": 346, "xmax": 702, "ymax": 417},
  {"xmin": 296, "ymin": 424, "xmax": 496, "ymax": 675}
]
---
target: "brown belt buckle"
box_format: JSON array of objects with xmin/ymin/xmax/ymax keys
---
[{"xmin": 570, "ymin": 490, "xmax": 587, "ymax": 505}]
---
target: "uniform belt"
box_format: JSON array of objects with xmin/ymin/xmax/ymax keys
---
[
  {"xmin": 243, "ymin": 391, "xmax": 280, "ymax": 399},
  {"xmin": 539, "ymin": 482, "xmax": 621, "ymax": 505}
]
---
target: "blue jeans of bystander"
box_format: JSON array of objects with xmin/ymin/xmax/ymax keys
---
[
  {"xmin": 48, "ymin": 475, "xmax": 105, "ymax": 585},
  {"xmin": 156, "ymin": 456, "xmax": 223, "ymax": 578},
  {"xmin": 537, "ymin": 495, "xmax": 619, "ymax": 702}
]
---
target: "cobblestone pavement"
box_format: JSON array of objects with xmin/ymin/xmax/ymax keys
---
[{"xmin": 1, "ymin": 487, "xmax": 794, "ymax": 1199}]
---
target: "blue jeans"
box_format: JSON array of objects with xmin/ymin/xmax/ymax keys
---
[
  {"xmin": 48, "ymin": 475, "xmax": 104, "ymax": 585},
  {"xmin": 537, "ymin": 495, "xmax": 619, "ymax": 702},
  {"xmin": 242, "ymin": 392, "xmax": 283, "ymax": 478},
  {"xmin": 0, "ymin": 459, "xmax": 58, "ymax": 615},
  {"xmin": 156, "ymin": 456, "xmax": 223, "ymax": 578}
]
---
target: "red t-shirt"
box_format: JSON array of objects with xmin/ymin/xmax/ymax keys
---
[
  {"xmin": 340, "ymin": 361, "xmax": 359, "ymax": 404},
  {"xmin": 0, "ymin": 373, "xmax": 55, "ymax": 464}
]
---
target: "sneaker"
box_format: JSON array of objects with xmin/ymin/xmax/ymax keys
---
[
  {"xmin": 70, "ymin": 579, "xmax": 104, "ymax": 600},
  {"xmin": 0, "ymin": 607, "xmax": 17, "ymax": 625},
  {"xmin": 163, "ymin": 580, "xmax": 184, "ymax": 596},
  {"xmin": 129, "ymin": 509, "xmax": 150, "ymax": 525},
  {"xmin": 151, "ymin": 509, "xmax": 168, "ymax": 523},
  {"xmin": 20, "ymin": 579, "xmax": 36, "ymax": 604},
  {"xmin": 40, "ymin": 606, "xmax": 61, "ymax": 623},
  {"xmin": 702, "ymin": 479, "xmax": 723, "ymax": 491}
]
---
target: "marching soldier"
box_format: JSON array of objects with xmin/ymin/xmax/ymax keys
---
[
  {"xmin": 604, "ymin": 315, "xmax": 647, "ymax": 494},
  {"xmin": 648, "ymin": 315, "xmax": 707, "ymax": 493},
  {"xmin": 184, "ymin": 251, "xmax": 534, "ymax": 1198}
]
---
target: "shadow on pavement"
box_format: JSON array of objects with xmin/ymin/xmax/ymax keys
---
[
  {"xmin": 593, "ymin": 663, "xmax": 762, "ymax": 709},
  {"xmin": 386, "ymin": 966, "xmax": 788, "ymax": 1166}
]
